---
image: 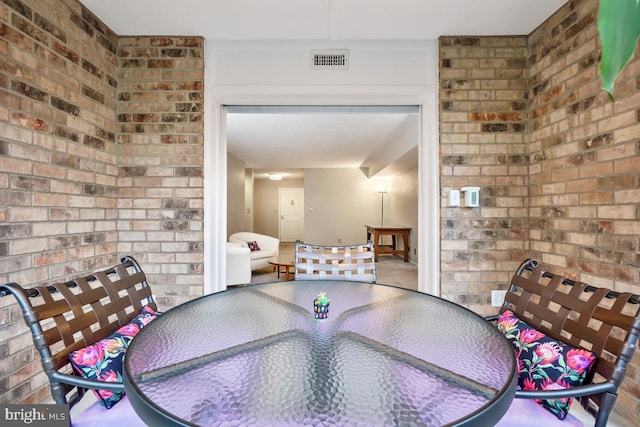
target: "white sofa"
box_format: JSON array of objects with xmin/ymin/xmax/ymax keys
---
[
  {"xmin": 228, "ymin": 232, "xmax": 280, "ymax": 271},
  {"xmin": 225, "ymin": 242, "xmax": 251, "ymax": 286}
]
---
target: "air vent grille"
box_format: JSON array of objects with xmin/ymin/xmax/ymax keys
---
[{"xmin": 310, "ymin": 49, "xmax": 349, "ymax": 70}]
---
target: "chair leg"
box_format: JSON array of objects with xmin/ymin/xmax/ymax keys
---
[{"xmin": 594, "ymin": 391, "xmax": 616, "ymax": 427}]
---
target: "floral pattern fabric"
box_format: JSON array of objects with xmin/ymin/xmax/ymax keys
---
[
  {"xmin": 496, "ymin": 310, "xmax": 597, "ymax": 420},
  {"xmin": 247, "ymin": 240, "xmax": 260, "ymax": 251},
  {"xmin": 69, "ymin": 305, "xmax": 157, "ymax": 409}
]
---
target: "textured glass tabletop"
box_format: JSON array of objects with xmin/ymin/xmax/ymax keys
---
[{"xmin": 124, "ymin": 281, "xmax": 516, "ymax": 426}]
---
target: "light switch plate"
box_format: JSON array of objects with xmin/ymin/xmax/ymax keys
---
[{"xmin": 449, "ymin": 190, "xmax": 460, "ymax": 207}]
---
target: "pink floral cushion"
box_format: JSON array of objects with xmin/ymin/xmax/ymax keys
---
[
  {"xmin": 69, "ymin": 305, "xmax": 157, "ymax": 409},
  {"xmin": 496, "ymin": 310, "xmax": 597, "ymax": 420},
  {"xmin": 247, "ymin": 240, "xmax": 260, "ymax": 251}
]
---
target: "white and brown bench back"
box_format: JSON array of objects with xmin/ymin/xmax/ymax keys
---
[{"xmin": 294, "ymin": 240, "xmax": 376, "ymax": 282}]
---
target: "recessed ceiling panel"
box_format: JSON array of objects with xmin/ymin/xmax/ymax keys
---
[{"xmin": 226, "ymin": 107, "xmax": 418, "ymax": 171}]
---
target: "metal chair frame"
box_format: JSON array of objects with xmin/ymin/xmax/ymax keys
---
[
  {"xmin": 0, "ymin": 256, "xmax": 156, "ymax": 407},
  {"xmin": 487, "ymin": 258, "xmax": 640, "ymax": 426}
]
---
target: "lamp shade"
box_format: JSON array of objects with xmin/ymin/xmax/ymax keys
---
[{"xmin": 375, "ymin": 177, "xmax": 389, "ymax": 193}]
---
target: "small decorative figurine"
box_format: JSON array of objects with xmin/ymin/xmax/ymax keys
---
[{"xmin": 314, "ymin": 292, "xmax": 330, "ymax": 319}]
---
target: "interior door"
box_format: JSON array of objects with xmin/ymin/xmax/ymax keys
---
[{"xmin": 279, "ymin": 188, "xmax": 304, "ymax": 242}]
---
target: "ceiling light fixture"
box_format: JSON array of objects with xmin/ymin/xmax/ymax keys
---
[{"xmin": 268, "ymin": 173, "xmax": 283, "ymax": 181}]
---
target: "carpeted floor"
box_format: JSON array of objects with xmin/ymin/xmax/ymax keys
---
[{"xmin": 249, "ymin": 243, "xmax": 418, "ymax": 290}]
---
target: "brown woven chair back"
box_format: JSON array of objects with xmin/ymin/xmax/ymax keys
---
[
  {"xmin": 0, "ymin": 256, "xmax": 156, "ymax": 406},
  {"xmin": 502, "ymin": 258, "xmax": 640, "ymax": 426}
]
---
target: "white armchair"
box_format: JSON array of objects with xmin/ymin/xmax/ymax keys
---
[
  {"xmin": 228, "ymin": 232, "xmax": 280, "ymax": 271},
  {"xmin": 225, "ymin": 242, "xmax": 251, "ymax": 286}
]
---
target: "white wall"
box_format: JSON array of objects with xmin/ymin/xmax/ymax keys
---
[
  {"xmin": 210, "ymin": 40, "xmax": 435, "ymax": 88},
  {"xmin": 206, "ymin": 39, "xmax": 440, "ymax": 294}
]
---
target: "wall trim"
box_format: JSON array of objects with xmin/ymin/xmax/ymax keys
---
[{"xmin": 204, "ymin": 43, "xmax": 440, "ymax": 296}]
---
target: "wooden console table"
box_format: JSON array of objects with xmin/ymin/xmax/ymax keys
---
[{"xmin": 365, "ymin": 225, "xmax": 411, "ymax": 262}]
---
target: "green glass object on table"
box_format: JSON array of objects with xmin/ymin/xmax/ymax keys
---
[{"xmin": 314, "ymin": 292, "xmax": 330, "ymax": 319}]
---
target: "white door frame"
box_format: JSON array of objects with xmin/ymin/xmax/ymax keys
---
[
  {"xmin": 278, "ymin": 187, "xmax": 305, "ymax": 242},
  {"xmin": 204, "ymin": 91, "xmax": 439, "ymax": 296}
]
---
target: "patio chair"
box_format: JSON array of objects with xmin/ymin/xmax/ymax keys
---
[
  {"xmin": 0, "ymin": 256, "xmax": 157, "ymax": 427},
  {"xmin": 294, "ymin": 240, "xmax": 376, "ymax": 282},
  {"xmin": 489, "ymin": 258, "xmax": 640, "ymax": 427}
]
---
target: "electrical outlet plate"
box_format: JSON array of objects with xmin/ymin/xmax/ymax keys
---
[{"xmin": 491, "ymin": 290, "xmax": 507, "ymax": 307}]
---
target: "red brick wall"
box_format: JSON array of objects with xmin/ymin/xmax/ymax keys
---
[
  {"xmin": 440, "ymin": 0, "xmax": 640, "ymax": 423},
  {"xmin": 0, "ymin": 0, "xmax": 204, "ymax": 405},
  {"xmin": 2, "ymin": 0, "xmax": 638, "ymax": 422},
  {"xmin": 528, "ymin": 0, "xmax": 639, "ymax": 423},
  {"xmin": 439, "ymin": 36, "xmax": 530, "ymax": 313},
  {"xmin": 116, "ymin": 36, "xmax": 204, "ymax": 308},
  {"xmin": 0, "ymin": 0, "xmax": 119, "ymax": 404}
]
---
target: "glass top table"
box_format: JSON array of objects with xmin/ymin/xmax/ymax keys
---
[{"xmin": 124, "ymin": 281, "xmax": 516, "ymax": 426}]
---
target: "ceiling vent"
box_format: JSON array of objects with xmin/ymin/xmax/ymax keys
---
[{"xmin": 310, "ymin": 49, "xmax": 349, "ymax": 70}]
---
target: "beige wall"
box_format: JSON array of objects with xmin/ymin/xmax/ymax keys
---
[
  {"xmin": 244, "ymin": 169, "xmax": 254, "ymax": 230},
  {"xmin": 388, "ymin": 165, "xmax": 419, "ymax": 263},
  {"xmin": 250, "ymin": 168, "xmax": 418, "ymax": 258},
  {"xmin": 226, "ymin": 152, "xmax": 246, "ymax": 236},
  {"xmin": 304, "ymin": 168, "xmax": 380, "ymax": 246},
  {"xmin": 253, "ymin": 178, "xmax": 304, "ymax": 238}
]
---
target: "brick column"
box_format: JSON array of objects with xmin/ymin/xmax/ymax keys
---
[
  {"xmin": 439, "ymin": 36, "xmax": 529, "ymax": 314},
  {"xmin": 116, "ymin": 36, "xmax": 205, "ymax": 308}
]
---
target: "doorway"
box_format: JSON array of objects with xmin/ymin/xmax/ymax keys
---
[
  {"xmin": 279, "ymin": 188, "xmax": 304, "ymax": 242},
  {"xmin": 206, "ymin": 94, "xmax": 439, "ymax": 296}
]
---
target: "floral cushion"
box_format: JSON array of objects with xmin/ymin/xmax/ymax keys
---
[
  {"xmin": 496, "ymin": 310, "xmax": 597, "ymax": 420},
  {"xmin": 69, "ymin": 305, "xmax": 157, "ymax": 409},
  {"xmin": 247, "ymin": 240, "xmax": 260, "ymax": 251}
]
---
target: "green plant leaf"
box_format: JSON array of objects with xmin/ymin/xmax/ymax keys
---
[{"xmin": 598, "ymin": 0, "xmax": 640, "ymax": 100}]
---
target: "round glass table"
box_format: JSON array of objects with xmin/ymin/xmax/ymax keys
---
[{"xmin": 124, "ymin": 281, "xmax": 516, "ymax": 426}]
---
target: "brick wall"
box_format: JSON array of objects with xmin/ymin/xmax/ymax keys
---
[
  {"xmin": 1, "ymin": 0, "xmax": 638, "ymax": 421},
  {"xmin": 440, "ymin": 0, "xmax": 640, "ymax": 423},
  {"xmin": 116, "ymin": 36, "xmax": 204, "ymax": 308},
  {"xmin": 0, "ymin": 0, "xmax": 119, "ymax": 404},
  {"xmin": 528, "ymin": 0, "xmax": 639, "ymax": 423},
  {"xmin": 439, "ymin": 36, "xmax": 530, "ymax": 313},
  {"xmin": 0, "ymin": 0, "xmax": 204, "ymax": 405}
]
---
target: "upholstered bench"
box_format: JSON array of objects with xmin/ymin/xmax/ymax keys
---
[
  {"xmin": 489, "ymin": 258, "xmax": 640, "ymax": 427},
  {"xmin": 0, "ymin": 256, "xmax": 157, "ymax": 426}
]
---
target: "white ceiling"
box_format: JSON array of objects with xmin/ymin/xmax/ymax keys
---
[
  {"xmin": 80, "ymin": 0, "xmax": 566, "ymax": 180},
  {"xmin": 80, "ymin": 1, "xmax": 565, "ymax": 40},
  {"xmin": 226, "ymin": 107, "xmax": 419, "ymax": 179}
]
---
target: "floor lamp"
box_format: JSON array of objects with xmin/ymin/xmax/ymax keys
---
[{"xmin": 379, "ymin": 190, "xmax": 387, "ymax": 227}]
